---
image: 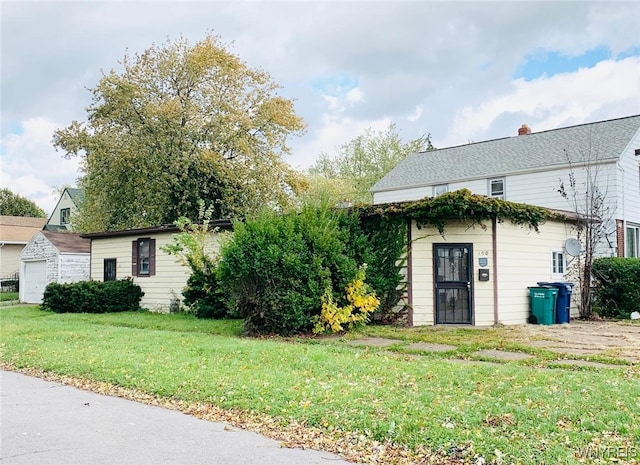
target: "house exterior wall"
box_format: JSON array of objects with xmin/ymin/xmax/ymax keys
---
[
  {"xmin": 47, "ymin": 190, "xmax": 79, "ymax": 230},
  {"xmin": 19, "ymin": 232, "xmax": 90, "ymax": 302},
  {"xmin": 495, "ymin": 219, "xmax": 577, "ymax": 324},
  {"xmin": 410, "ymin": 220, "xmax": 493, "ymax": 326},
  {"xmin": 89, "ymin": 231, "xmax": 224, "ymax": 312},
  {"xmin": 617, "ymin": 130, "xmax": 640, "ymax": 256},
  {"xmin": 20, "ymin": 232, "xmax": 61, "ymax": 284},
  {"xmin": 409, "ymin": 218, "xmax": 576, "ymax": 327},
  {"xmin": 375, "ymin": 162, "xmax": 622, "ymax": 257},
  {"xmin": 58, "ymin": 254, "xmax": 91, "ymax": 283},
  {"xmin": 0, "ymin": 244, "xmax": 23, "ymax": 277}
]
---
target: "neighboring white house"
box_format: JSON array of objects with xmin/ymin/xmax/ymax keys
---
[
  {"xmin": 45, "ymin": 187, "xmax": 84, "ymax": 231},
  {"xmin": 19, "ymin": 231, "xmax": 90, "ymax": 303},
  {"xmin": 371, "ymin": 115, "xmax": 640, "ymax": 258},
  {"xmin": 82, "ymin": 221, "xmax": 232, "ymax": 312},
  {"xmin": 0, "ymin": 215, "xmax": 47, "ymax": 286},
  {"xmin": 406, "ymin": 215, "xmax": 579, "ymax": 326}
]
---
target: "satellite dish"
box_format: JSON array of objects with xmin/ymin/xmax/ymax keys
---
[{"xmin": 564, "ymin": 238, "xmax": 582, "ymax": 257}]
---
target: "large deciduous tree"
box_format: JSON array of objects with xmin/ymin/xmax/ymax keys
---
[
  {"xmin": 308, "ymin": 123, "xmax": 433, "ymax": 204},
  {"xmin": 0, "ymin": 189, "xmax": 46, "ymax": 217},
  {"xmin": 53, "ymin": 34, "xmax": 306, "ymax": 232}
]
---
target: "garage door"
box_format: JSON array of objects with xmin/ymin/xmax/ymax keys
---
[{"xmin": 23, "ymin": 261, "xmax": 47, "ymax": 303}]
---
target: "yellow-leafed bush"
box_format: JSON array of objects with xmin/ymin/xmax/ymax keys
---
[{"xmin": 313, "ymin": 266, "xmax": 379, "ymax": 334}]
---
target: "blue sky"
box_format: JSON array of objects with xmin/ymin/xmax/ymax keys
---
[
  {"xmin": 515, "ymin": 48, "xmax": 612, "ymax": 80},
  {"xmin": 1, "ymin": 1, "xmax": 639, "ymax": 215}
]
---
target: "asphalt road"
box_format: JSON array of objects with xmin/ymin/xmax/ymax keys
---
[{"xmin": 0, "ymin": 370, "xmax": 353, "ymax": 465}]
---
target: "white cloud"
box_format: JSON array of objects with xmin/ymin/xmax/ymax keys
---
[
  {"xmin": 1, "ymin": 117, "xmax": 80, "ymax": 215},
  {"xmin": 407, "ymin": 106, "xmax": 423, "ymax": 123},
  {"xmin": 443, "ymin": 57, "xmax": 640, "ymax": 146},
  {"xmin": 1, "ymin": 1, "xmax": 639, "ymax": 213},
  {"xmin": 292, "ymin": 112, "xmax": 392, "ymax": 170}
]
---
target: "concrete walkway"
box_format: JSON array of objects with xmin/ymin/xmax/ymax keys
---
[{"xmin": 0, "ymin": 371, "xmax": 352, "ymax": 465}]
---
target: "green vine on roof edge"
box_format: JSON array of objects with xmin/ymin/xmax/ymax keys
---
[{"xmin": 353, "ymin": 189, "xmax": 565, "ymax": 234}]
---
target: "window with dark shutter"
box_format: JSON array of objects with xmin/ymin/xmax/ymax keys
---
[{"xmin": 132, "ymin": 238, "xmax": 156, "ymax": 277}]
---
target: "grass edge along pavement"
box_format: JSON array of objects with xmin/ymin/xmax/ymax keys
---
[{"xmin": 1, "ymin": 306, "xmax": 639, "ymax": 465}]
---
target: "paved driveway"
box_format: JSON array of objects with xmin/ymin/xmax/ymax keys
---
[{"xmin": 0, "ymin": 371, "xmax": 352, "ymax": 465}]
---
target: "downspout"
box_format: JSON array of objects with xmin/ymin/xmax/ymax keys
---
[
  {"xmin": 492, "ymin": 216, "xmax": 499, "ymax": 325},
  {"xmin": 406, "ymin": 217, "xmax": 413, "ymax": 327}
]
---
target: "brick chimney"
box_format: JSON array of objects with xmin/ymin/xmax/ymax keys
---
[{"xmin": 518, "ymin": 124, "xmax": 531, "ymax": 136}]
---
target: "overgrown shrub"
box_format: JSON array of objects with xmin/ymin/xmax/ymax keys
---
[
  {"xmin": 162, "ymin": 205, "xmax": 235, "ymax": 319},
  {"xmin": 591, "ymin": 257, "xmax": 640, "ymax": 319},
  {"xmin": 313, "ymin": 265, "xmax": 379, "ymax": 334},
  {"xmin": 219, "ymin": 204, "xmax": 361, "ymax": 336},
  {"xmin": 182, "ymin": 261, "xmax": 230, "ymax": 318},
  {"xmin": 41, "ymin": 278, "xmax": 144, "ymax": 313},
  {"xmin": 340, "ymin": 212, "xmax": 407, "ymax": 323}
]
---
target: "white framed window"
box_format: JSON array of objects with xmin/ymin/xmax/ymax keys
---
[
  {"xmin": 551, "ymin": 250, "xmax": 565, "ymax": 278},
  {"xmin": 626, "ymin": 224, "xmax": 640, "ymax": 258},
  {"xmin": 489, "ymin": 178, "xmax": 505, "ymax": 199},
  {"xmin": 433, "ymin": 184, "xmax": 448, "ymax": 196}
]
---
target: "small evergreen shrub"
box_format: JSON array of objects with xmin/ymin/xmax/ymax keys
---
[
  {"xmin": 41, "ymin": 278, "xmax": 144, "ymax": 313},
  {"xmin": 591, "ymin": 257, "xmax": 640, "ymax": 319}
]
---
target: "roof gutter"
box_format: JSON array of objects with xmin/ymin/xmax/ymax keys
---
[{"xmin": 81, "ymin": 220, "xmax": 233, "ymax": 239}]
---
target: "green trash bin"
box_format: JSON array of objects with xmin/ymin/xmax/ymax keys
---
[{"xmin": 529, "ymin": 287, "xmax": 558, "ymax": 325}]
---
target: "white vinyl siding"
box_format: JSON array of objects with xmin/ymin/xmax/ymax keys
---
[
  {"xmin": 409, "ymin": 217, "xmax": 577, "ymax": 327},
  {"xmin": 47, "ymin": 190, "xmax": 79, "ymax": 230},
  {"xmin": 90, "ymin": 231, "xmax": 224, "ymax": 312}
]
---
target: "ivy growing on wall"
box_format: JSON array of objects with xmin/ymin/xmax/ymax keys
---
[{"xmin": 356, "ymin": 189, "xmax": 563, "ymax": 234}]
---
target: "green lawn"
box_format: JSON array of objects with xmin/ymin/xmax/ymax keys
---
[
  {"xmin": 0, "ymin": 292, "xmax": 18, "ymax": 302},
  {"xmin": 1, "ymin": 306, "xmax": 638, "ymax": 464}
]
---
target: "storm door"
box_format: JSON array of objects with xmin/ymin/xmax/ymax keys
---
[{"xmin": 434, "ymin": 244, "xmax": 473, "ymax": 324}]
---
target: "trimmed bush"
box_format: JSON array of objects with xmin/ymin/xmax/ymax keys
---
[
  {"xmin": 591, "ymin": 257, "xmax": 640, "ymax": 319},
  {"xmin": 41, "ymin": 278, "xmax": 144, "ymax": 313}
]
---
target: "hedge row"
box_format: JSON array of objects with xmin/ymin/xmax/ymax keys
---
[
  {"xmin": 41, "ymin": 278, "xmax": 144, "ymax": 313},
  {"xmin": 592, "ymin": 257, "xmax": 640, "ymax": 319}
]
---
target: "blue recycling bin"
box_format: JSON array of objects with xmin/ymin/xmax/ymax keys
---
[{"xmin": 537, "ymin": 282, "xmax": 574, "ymax": 324}]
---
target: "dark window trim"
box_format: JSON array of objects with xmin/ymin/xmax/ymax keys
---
[
  {"xmin": 488, "ymin": 178, "xmax": 505, "ymax": 199},
  {"xmin": 132, "ymin": 238, "xmax": 156, "ymax": 277},
  {"xmin": 60, "ymin": 208, "xmax": 71, "ymax": 225}
]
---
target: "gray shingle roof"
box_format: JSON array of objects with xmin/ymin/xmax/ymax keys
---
[
  {"xmin": 371, "ymin": 115, "xmax": 640, "ymax": 193},
  {"xmin": 66, "ymin": 188, "xmax": 85, "ymax": 204}
]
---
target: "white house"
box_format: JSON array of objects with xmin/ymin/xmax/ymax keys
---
[
  {"xmin": 82, "ymin": 221, "xmax": 231, "ymax": 312},
  {"xmin": 19, "ymin": 231, "xmax": 90, "ymax": 303},
  {"xmin": 371, "ymin": 115, "xmax": 640, "ymax": 258},
  {"xmin": 45, "ymin": 187, "xmax": 84, "ymax": 231},
  {"xmin": 406, "ymin": 215, "xmax": 579, "ymax": 326},
  {"xmin": 0, "ymin": 215, "xmax": 47, "ymax": 287}
]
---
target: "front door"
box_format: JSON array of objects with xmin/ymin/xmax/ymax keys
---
[{"xmin": 434, "ymin": 244, "xmax": 473, "ymax": 324}]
